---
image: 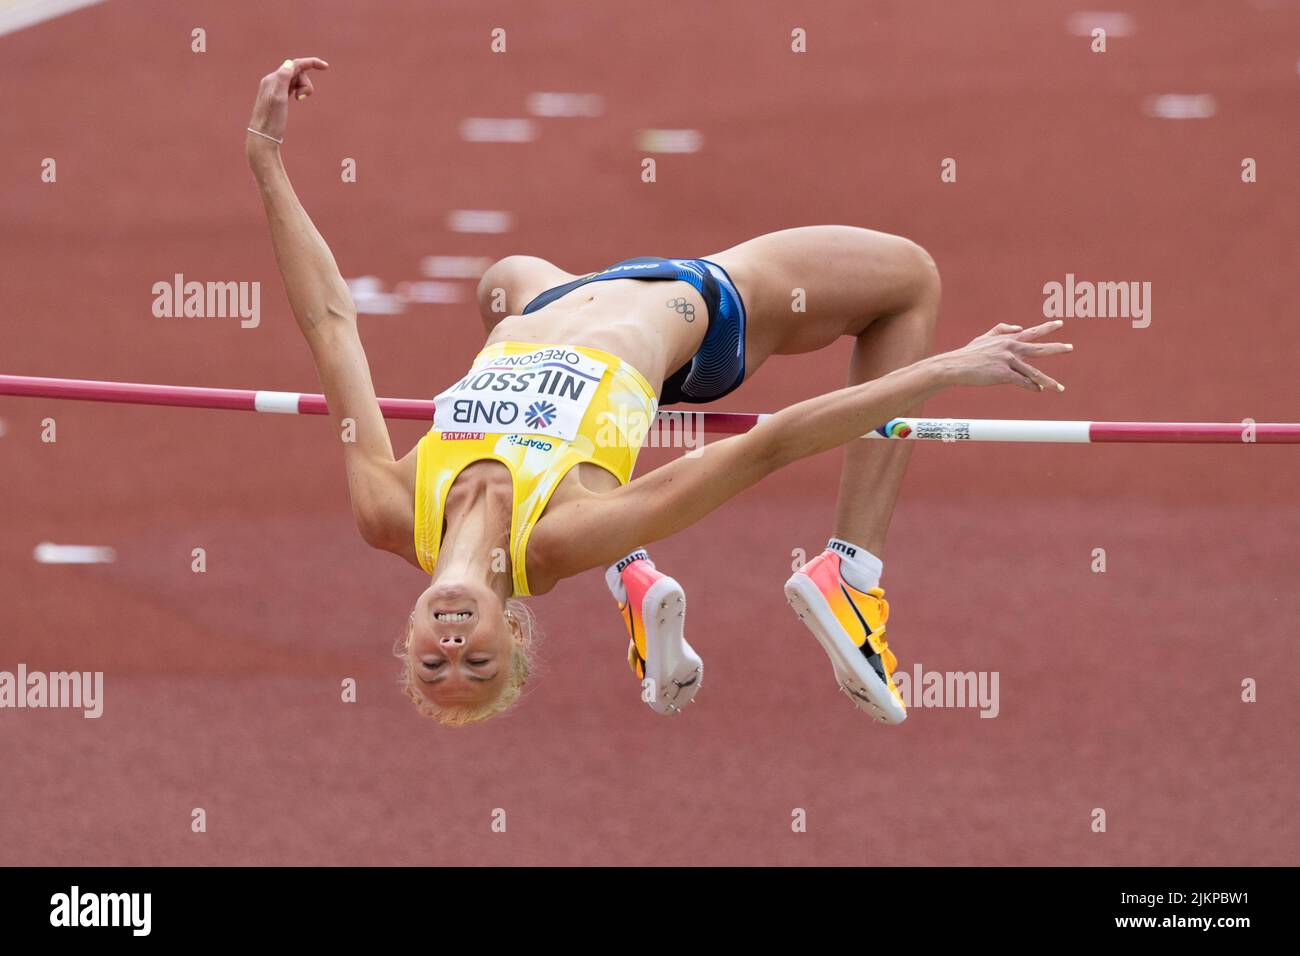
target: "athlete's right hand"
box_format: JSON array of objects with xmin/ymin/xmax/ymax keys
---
[
  {"xmin": 245, "ymin": 57, "xmax": 329, "ymax": 158},
  {"xmin": 934, "ymin": 320, "xmax": 1073, "ymax": 392}
]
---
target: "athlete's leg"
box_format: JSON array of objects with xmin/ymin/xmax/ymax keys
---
[
  {"xmin": 830, "ymin": 289, "xmax": 939, "ymax": 553},
  {"xmin": 706, "ymin": 225, "xmax": 941, "ymax": 556},
  {"xmin": 707, "ymin": 226, "xmax": 939, "ymax": 724}
]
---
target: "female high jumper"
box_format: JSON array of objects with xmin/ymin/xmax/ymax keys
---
[{"xmin": 246, "ymin": 59, "xmax": 1071, "ymax": 726}]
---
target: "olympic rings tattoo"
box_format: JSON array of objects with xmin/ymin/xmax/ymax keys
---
[{"xmin": 666, "ymin": 296, "xmax": 696, "ymax": 323}]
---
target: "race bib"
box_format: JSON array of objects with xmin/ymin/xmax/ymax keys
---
[{"xmin": 433, "ymin": 347, "xmax": 608, "ymax": 441}]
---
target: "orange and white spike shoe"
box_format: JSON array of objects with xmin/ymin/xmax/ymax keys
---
[
  {"xmin": 606, "ymin": 549, "xmax": 702, "ymax": 715},
  {"xmin": 784, "ymin": 550, "xmax": 907, "ymax": 725}
]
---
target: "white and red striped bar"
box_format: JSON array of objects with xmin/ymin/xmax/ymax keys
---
[
  {"xmin": 0, "ymin": 374, "xmax": 436, "ymax": 421},
  {"xmin": 862, "ymin": 418, "xmax": 1300, "ymax": 443},
  {"xmin": 1, "ymin": 374, "xmax": 1297, "ymax": 443}
]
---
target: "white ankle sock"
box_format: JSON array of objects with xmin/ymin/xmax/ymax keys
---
[
  {"xmin": 605, "ymin": 548, "xmax": 653, "ymax": 603},
  {"xmin": 826, "ymin": 537, "xmax": 883, "ymax": 591}
]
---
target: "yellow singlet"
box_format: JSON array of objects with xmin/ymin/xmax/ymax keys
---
[{"xmin": 414, "ymin": 342, "xmax": 658, "ymax": 596}]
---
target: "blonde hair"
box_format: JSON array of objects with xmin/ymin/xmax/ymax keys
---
[{"xmin": 395, "ymin": 598, "xmax": 537, "ymax": 726}]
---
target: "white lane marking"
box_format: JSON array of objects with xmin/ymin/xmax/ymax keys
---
[
  {"xmin": 420, "ymin": 255, "xmax": 491, "ymax": 279},
  {"xmin": 0, "ymin": 0, "xmax": 104, "ymax": 37},
  {"xmin": 1142, "ymin": 93, "xmax": 1216, "ymax": 119},
  {"xmin": 1066, "ymin": 12, "xmax": 1135, "ymax": 37},
  {"xmin": 34, "ymin": 542, "xmax": 116, "ymax": 564},
  {"xmin": 459, "ymin": 117, "xmax": 538, "ymax": 143},
  {"xmin": 253, "ymin": 391, "xmax": 301, "ymax": 414},
  {"xmin": 345, "ymin": 275, "xmax": 406, "ymax": 314},
  {"xmin": 526, "ymin": 92, "xmax": 604, "ymax": 117},
  {"xmin": 447, "ymin": 209, "xmax": 513, "ymax": 234},
  {"xmin": 636, "ymin": 129, "xmax": 703, "ymax": 153},
  {"xmin": 394, "ymin": 280, "xmax": 463, "ymax": 304}
]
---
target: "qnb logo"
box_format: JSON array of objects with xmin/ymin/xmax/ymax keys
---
[
  {"xmin": 524, "ymin": 400, "xmax": 557, "ymax": 429},
  {"xmin": 450, "ymin": 399, "xmax": 519, "ymax": 427},
  {"xmin": 50, "ymin": 886, "xmax": 151, "ymax": 936}
]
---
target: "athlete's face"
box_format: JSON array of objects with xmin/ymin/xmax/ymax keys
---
[{"xmin": 407, "ymin": 580, "xmax": 517, "ymax": 709}]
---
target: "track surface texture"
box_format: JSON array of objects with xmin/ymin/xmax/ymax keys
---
[{"xmin": 1, "ymin": 0, "xmax": 1297, "ymax": 865}]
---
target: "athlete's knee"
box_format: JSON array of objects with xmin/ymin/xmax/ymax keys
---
[
  {"xmin": 905, "ymin": 240, "xmax": 940, "ymax": 296},
  {"xmin": 900, "ymin": 240, "xmax": 941, "ymax": 330},
  {"xmin": 476, "ymin": 256, "xmax": 526, "ymax": 319}
]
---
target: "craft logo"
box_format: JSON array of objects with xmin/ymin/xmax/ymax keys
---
[
  {"xmin": 50, "ymin": 886, "xmax": 151, "ymax": 936},
  {"xmin": 505, "ymin": 435, "xmax": 554, "ymax": 452},
  {"xmin": 524, "ymin": 400, "xmax": 557, "ymax": 429},
  {"xmin": 891, "ymin": 663, "xmax": 1000, "ymax": 717},
  {"xmin": 1042, "ymin": 273, "xmax": 1151, "ymax": 328},
  {"xmin": 152, "ymin": 272, "xmax": 261, "ymax": 329},
  {"xmin": 0, "ymin": 664, "xmax": 103, "ymax": 718}
]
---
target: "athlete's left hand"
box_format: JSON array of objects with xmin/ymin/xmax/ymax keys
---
[
  {"xmin": 245, "ymin": 57, "xmax": 329, "ymax": 157},
  {"xmin": 935, "ymin": 320, "xmax": 1073, "ymax": 392}
]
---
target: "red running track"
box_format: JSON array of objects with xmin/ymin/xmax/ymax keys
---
[{"xmin": 0, "ymin": 0, "xmax": 1297, "ymax": 865}]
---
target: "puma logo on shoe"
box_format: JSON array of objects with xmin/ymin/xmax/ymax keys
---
[{"xmin": 615, "ymin": 549, "xmax": 650, "ymax": 573}]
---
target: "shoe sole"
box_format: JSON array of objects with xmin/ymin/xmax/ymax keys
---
[
  {"xmin": 638, "ymin": 576, "xmax": 702, "ymax": 716},
  {"xmin": 784, "ymin": 572, "xmax": 907, "ymax": 725}
]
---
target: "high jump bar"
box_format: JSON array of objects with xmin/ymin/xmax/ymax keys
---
[{"xmin": 1, "ymin": 373, "xmax": 1297, "ymax": 444}]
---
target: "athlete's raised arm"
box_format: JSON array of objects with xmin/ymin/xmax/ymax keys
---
[
  {"xmin": 540, "ymin": 321, "xmax": 1072, "ymax": 577},
  {"xmin": 245, "ymin": 58, "xmax": 409, "ymax": 549}
]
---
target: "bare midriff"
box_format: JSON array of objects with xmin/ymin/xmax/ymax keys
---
[{"xmin": 485, "ymin": 277, "xmax": 709, "ymax": 399}]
